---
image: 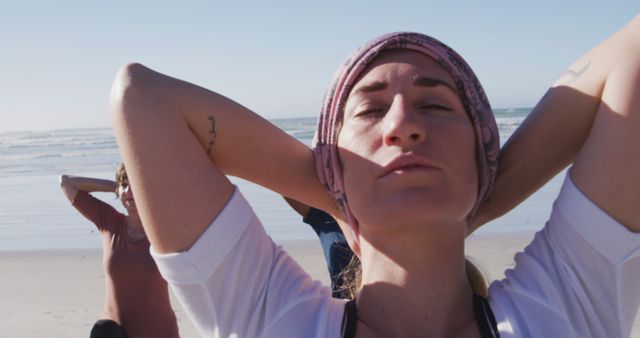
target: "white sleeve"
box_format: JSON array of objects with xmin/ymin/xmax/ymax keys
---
[
  {"xmin": 489, "ymin": 173, "xmax": 640, "ymax": 338},
  {"xmin": 150, "ymin": 188, "xmax": 345, "ymax": 338}
]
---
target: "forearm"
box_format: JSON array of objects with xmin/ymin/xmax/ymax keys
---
[
  {"xmin": 117, "ymin": 65, "xmax": 340, "ymax": 217},
  {"xmin": 60, "ymin": 175, "xmax": 116, "ymax": 193},
  {"xmin": 111, "ymin": 64, "xmax": 344, "ymax": 252},
  {"xmin": 469, "ymin": 90, "xmax": 596, "ymax": 229},
  {"xmin": 471, "ymin": 16, "xmax": 640, "ymax": 230}
]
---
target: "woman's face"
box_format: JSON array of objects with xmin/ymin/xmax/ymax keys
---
[
  {"xmin": 118, "ymin": 178, "xmax": 137, "ymax": 213},
  {"xmin": 337, "ymin": 50, "xmax": 478, "ymax": 231}
]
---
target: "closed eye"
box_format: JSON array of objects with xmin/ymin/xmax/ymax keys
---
[
  {"xmin": 355, "ymin": 107, "xmax": 386, "ymax": 117},
  {"xmin": 420, "ymin": 104, "xmax": 452, "ymax": 111}
]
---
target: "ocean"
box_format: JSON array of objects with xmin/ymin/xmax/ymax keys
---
[{"xmin": 0, "ymin": 109, "xmax": 565, "ymax": 252}]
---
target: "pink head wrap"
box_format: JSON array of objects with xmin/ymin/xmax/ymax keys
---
[{"xmin": 313, "ymin": 32, "xmax": 499, "ymax": 236}]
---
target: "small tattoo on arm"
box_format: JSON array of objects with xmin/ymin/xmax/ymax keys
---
[
  {"xmin": 556, "ymin": 61, "xmax": 591, "ymax": 86},
  {"xmin": 206, "ymin": 115, "xmax": 217, "ymax": 154}
]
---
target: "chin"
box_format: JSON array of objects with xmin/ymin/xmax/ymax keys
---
[{"xmin": 353, "ymin": 191, "xmax": 473, "ymax": 228}]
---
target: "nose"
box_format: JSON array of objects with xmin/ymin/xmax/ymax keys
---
[
  {"xmin": 123, "ymin": 185, "xmax": 133, "ymax": 197},
  {"xmin": 129, "ymin": 187, "xmax": 135, "ymax": 196},
  {"xmin": 382, "ymin": 98, "xmax": 425, "ymax": 147}
]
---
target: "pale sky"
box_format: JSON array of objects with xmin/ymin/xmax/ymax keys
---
[{"xmin": 1, "ymin": 1, "xmax": 638, "ymax": 132}]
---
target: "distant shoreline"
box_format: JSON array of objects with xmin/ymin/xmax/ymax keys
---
[{"xmin": 0, "ymin": 108, "xmax": 534, "ymax": 135}]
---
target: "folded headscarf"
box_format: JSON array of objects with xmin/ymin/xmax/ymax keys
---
[{"xmin": 313, "ymin": 32, "xmax": 499, "ymax": 240}]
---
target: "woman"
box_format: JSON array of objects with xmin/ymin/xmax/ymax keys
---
[
  {"xmin": 59, "ymin": 164, "xmax": 179, "ymax": 338},
  {"xmin": 110, "ymin": 16, "xmax": 640, "ymax": 337}
]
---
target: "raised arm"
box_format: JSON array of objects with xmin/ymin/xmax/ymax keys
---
[
  {"xmin": 58, "ymin": 175, "xmax": 116, "ymax": 203},
  {"xmin": 471, "ymin": 16, "xmax": 640, "ymax": 233},
  {"xmin": 110, "ymin": 64, "xmax": 342, "ymax": 253}
]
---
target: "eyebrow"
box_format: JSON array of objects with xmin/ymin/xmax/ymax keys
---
[
  {"xmin": 412, "ymin": 75, "xmax": 458, "ymax": 94},
  {"xmin": 352, "ymin": 76, "xmax": 458, "ymax": 96},
  {"xmin": 353, "ymin": 81, "xmax": 387, "ymax": 95}
]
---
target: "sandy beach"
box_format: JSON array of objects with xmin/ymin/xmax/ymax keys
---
[
  {"xmin": 0, "ymin": 235, "xmax": 518, "ymax": 337},
  {"xmin": 5, "ymin": 232, "xmax": 637, "ymax": 337},
  {"xmin": 0, "ymin": 239, "xmax": 329, "ymax": 337}
]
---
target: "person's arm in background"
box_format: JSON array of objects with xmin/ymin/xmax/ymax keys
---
[
  {"xmin": 470, "ymin": 15, "xmax": 640, "ymax": 233},
  {"xmin": 59, "ymin": 175, "xmax": 116, "ymax": 203},
  {"xmin": 59, "ymin": 175, "xmax": 121, "ymax": 232}
]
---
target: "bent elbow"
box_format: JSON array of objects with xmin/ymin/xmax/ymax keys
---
[
  {"xmin": 58, "ymin": 174, "xmax": 68, "ymax": 188},
  {"xmin": 110, "ymin": 63, "xmax": 168, "ymax": 153},
  {"xmin": 110, "ymin": 62, "xmax": 166, "ymax": 124},
  {"xmin": 109, "ymin": 62, "xmax": 150, "ymax": 111}
]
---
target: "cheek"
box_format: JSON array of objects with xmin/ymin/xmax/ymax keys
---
[
  {"xmin": 337, "ymin": 143, "xmax": 373, "ymax": 199},
  {"xmin": 337, "ymin": 126, "xmax": 383, "ymax": 218},
  {"xmin": 337, "ymin": 119, "xmax": 385, "ymax": 161},
  {"xmin": 443, "ymin": 123, "xmax": 479, "ymax": 209},
  {"xmin": 338, "ymin": 148, "xmax": 379, "ymax": 225},
  {"xmin": 449, "ymin": 131, "xmax": 477, "ymax": 174}
]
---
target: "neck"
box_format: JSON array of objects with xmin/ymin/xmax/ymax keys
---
[
  {"xmin": 355, "ymin": 222, "xmax": 476, "ymax": 337},
  {"xmin": 126, "ymin": 213, "xmax": 143, "ymax": 231}
]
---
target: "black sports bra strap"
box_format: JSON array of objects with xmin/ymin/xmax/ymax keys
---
[
  {"xmin": 341, "ymin": 299, "xmax": 358, "ymax": 338},
  {"xmin": 473, "ymin": 294, "xmax": 501, "ymax": 338}
]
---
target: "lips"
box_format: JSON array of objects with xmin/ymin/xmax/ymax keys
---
[{"xmin": 379, "ymin": 154, "xmax": 439, "ymax": 178}]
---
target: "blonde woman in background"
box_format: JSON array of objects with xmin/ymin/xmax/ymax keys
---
[{"xmin": 59, "ymin": 164, "xmax": 179, "ymax": 338}]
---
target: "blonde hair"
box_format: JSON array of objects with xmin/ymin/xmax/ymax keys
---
[
  {"xmin": 114, "ymin": 163, "xmax": 127, "ymax": 197},
  {"xmin": 338, "ymin": 256, "xmax": 487, "ymax": 300},
  {"xmin": 465, "ymin": 257, "xmax": 488, "ymax": 297},
  {"xmin": 337, "ymin": 255, "xmax": 361, "ymax": 300}
]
